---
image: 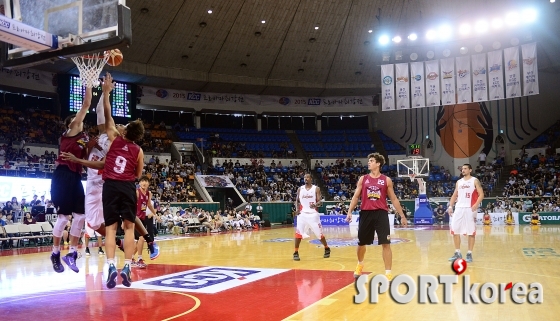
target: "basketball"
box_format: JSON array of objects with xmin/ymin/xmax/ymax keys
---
[
  {"xmin": 106, "ymin": 49, "xmax": 123, "ymax": 66},
  {"xmin": 437, "ymin": 103, "xmax": 485, "ymax": 158}
]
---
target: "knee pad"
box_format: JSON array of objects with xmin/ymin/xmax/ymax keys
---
[
  {"xmin": 70, "ymin": 214, "xmax": 86, "ymax": 238},
  {"xmin": 53, "ymin": 214, "xmax": 70, "ymax": 238}
]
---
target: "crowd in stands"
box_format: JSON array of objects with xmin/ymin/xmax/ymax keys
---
[
  {"xmin": 208, "ymin": 158, "xmax": 307, "ymax": 202},
  {"xmin": 503, "ymin": 150, "xmax": 560, "ymax": 198}
]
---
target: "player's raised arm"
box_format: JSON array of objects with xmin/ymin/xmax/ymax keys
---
[
  {"xmin": 136, "ymin": 148, "xmax": 145, "ymax": 179},
  {"xmin": 67, "ymin": 87, "xmax": 92, "ymax": 136},
  {"xmin": 60, "ymin": 152, "xmax": 105, "ymax": 169},
  {"xmin": 101, "ymin": 73, "xmax": 117, "ymax": 141}
]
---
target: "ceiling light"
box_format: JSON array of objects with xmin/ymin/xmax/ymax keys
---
[
  {"xmin": 522, "ymin": 9, "xmax": 537, "ymax": 23},
  {"xmin": 378, "ymin": 35, "xmax": 389, "ymax": 45},
  {"xmin": 438, "ymin": 25, "xmax": 452, "ymax": 39},
  {"xmin": 207, "ymin": 9, "xmax": 212, "ymax": 14},
  {"xmin": 314, "ymin": 26, "xmax": 319, "ymax": 30},
  {"xmin": 426, "ymin": 29, "xmax": 436, "ymax": 40},
  {"xmin": 475, "ymin": 20, "xmax": 488, "ymax": 33},
  {"xmin": 459, "ymin": 23, "xmax": 471, "ymax": 35},
  {"xmin": 505, "ymin": 12, "xmax": 519, "ymax": 26},
  {"xmin": 368, "ymin": 29, "xmax": 373, "ymax": 33},
  {"xmin": 408, "ymin": 33, "xmax": 417, "ymax": 41},
  {"xmin": 261, "ymin": 20, "xmax": 266, "ymax": 24},
  {"xmin": 392, "ymin": 36, "xmax": 401, "ymax": 43},
  {"xmin": 491, "ymin": 18, "xmax": 503, "ymax": 29}
]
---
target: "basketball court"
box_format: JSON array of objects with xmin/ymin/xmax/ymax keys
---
[{"xmin": 0, "ymin": 224, "xmax": 558, "ymax": 320}]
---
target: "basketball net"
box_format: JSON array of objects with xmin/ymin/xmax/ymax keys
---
[
  {"xmin": 71, "ymin": 52, "xmax": 110, "ymax": 88},
  {"xmin": 409, "ymin": 174, "xmax": 427, "ymax": 195}
]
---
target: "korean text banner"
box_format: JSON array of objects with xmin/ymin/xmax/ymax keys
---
[
  {"xmin": 425, "ymin": 60, "xmax": 441, "ymax": 107},
  {"xmin": 410, "ymin": 62, "xmax": 426, "ymax": 108},
  {"xmin": 381, "ymin": 64, "xmax": 395, "ymax": 111},
  {"xmin": 395, "ymin": 63, "xmax": 410, "ymax": 110},
  {"xmin": 471, "ymin": 53, "xmax": 488, "ymax": 102}
]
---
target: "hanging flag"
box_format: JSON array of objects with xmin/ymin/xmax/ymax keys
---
[
  {"xmin": 381, "ymin": 64, "xmax": 395, "ymax": 111},
  {"xmin": 521, "ymin": 42, "xmax": 539, "ymax": 96},
  {"xmin": 455, "ymin": 56, "xmax": 472, "ymax": 103},
  {"xmin": 395, "ymin": 63, "xmax": 410, "ymax": 110},
  {"xmin": 487, "ymin": 50, "xmax": 505, "ymax": 100},
  {"xmin": 425, "ymin": 60, "xmax": 441, "ymax": 107},
  {"xmin": 504, "ymin": 46, "xmax": 521, "ymax": 98},
  {"xmin": 410, "ymin": 62, "xmax": 425, "ymax": 108},
  {"xmin": 440, "ymin": 58, "xmax": 456, "ymax": 105},
  {"xmin": 471, "ymin": 53, "xmax": 488, "ymax": 102}
]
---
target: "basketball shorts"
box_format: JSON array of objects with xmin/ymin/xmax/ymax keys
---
[
  {"xmin": 450, "ymin": 207, "xmax": 476, "ymax": 236},
  {"xmin": 85, "ymin": 223, "xmax": 101, "ymax": 238},
  {"xmin": 295, "ymin": 212, "xmax": 323, "ymax": 239},
  {"xmin": 358, "ymin": 210, "xmax": 390, "ymax": 245},
  {"xmin": 50, "ymin": 165, "xmax": 85, "ymax": 215},
  {"xmin": 102, "ymin": 179, "xmax": 137, "ymax": 227},
  {"xmin": 85, "ymin": 178, "xmax": 104, "ymax": 230}
]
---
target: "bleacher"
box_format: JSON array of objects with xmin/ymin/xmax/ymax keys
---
[
  {"xmin": 377, "ymin": 130, "xmax": 406, "ymax": 155},
  {"xmin": 297, "ymin": 129, "xmax": 373, "ymax": 158}
]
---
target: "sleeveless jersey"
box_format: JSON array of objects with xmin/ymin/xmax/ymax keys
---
[
  {"xmin": 56, "ymin": 131, "xmax": 89, "ymax": 174},
  {"xmin": 87, "ymin": 133, "xmax": 110, "ymax": 181},
  {"xmin": 455, "ymin": 177, "xmax": 478, "ymax": 207},
  {"xmin": 299, "ymin": 185, "xmax": 318, "ymax": 214},
  {"xmin": 360, "ymin": 174, "xmax": 389, "ymax": 211},
  {"xmin": 102, "ymin": 136, "xmax": 141, "ymax": 182},
  {"xmin": 137, "ymin": 188, "xmax": 149, "ymax": 219}
]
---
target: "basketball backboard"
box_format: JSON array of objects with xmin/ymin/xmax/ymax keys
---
[
  {"xmin": 0, "ymin": 0, "xmax": 131, "ymax": 69},
  {"xmin": 396, "ymin": 157, "xmax": 430, "ymax": 178},
  {"xmin": 396, "ymin": 157, "xmax": 430, "ymax": 195}
]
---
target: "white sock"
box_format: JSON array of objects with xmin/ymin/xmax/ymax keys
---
[
  {"xmin": 467, "ymin": 250, "xmax": 472, "ymax": 254},
  {"xmin": 456, "ymin": 249, "xmax": 460, "ymax": 253},
  {"xmin": 124, "ymin": 259, "xmax": 132, "ymax": 266},
  {"xmin": 52, "ymin": 246, "xmax": 60, "ymax": 254},
  {"xmin": 107, "ymin": 258, "xmax": 115, "ymax": 265},
  {"xmin": 69, "ymin": 246, "xmax": 77, "ymax": 253},
  {"xmin": 358, "ymin": 261, "xmax": 363, "ymax": 265},
  {"xmin": 386, "ymin": 270, "xmax": 391, "ymax": 274},
  {"xmin": 138, "ymin": 255, "xmax": 143, "ymax": 260}
]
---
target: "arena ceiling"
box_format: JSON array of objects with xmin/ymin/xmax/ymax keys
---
[{"xmin": 33, "ymin": 0, "xmax": 560, "ymax": 97}]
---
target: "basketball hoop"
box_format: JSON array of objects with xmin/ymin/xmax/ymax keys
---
[{"xmin": 71, "ymin": 51, "xmax": 109, "ymax": 88}]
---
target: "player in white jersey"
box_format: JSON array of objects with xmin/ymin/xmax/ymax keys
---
[
  {"xmin": 293, "ymin": 174, "xmax": 330, "ymax": 261},
  {"xmin": 447, "ymin": 164, "xmax": 484, "ymax": 263}
]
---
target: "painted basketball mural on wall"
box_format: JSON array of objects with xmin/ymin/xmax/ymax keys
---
[{"xmin": 436, "ymin": 102, "xmax": 493, "ymax": 158}]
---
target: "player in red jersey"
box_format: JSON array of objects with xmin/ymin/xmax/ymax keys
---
[
  {"xmin": 49, "ymin": 86, "xmax": 92, "ymax": 273},
  {"xmin": 99, "ymin": 72, "xmax": 145, "ymax": 288},
  {"xmin": 447, "ymin": 164, "xmax": 484, "ymax": 263},
  {"xmin": 131, "ymin": 175, "xmax": 157, "ymax": 268},
  {"xmin": 346, "ymin": 153, "xmax": 408, "ymax": 282}
]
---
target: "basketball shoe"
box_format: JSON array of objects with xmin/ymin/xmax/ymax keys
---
[
  {"xmin": 148, "ymin": 241, "xmax": 160, "ymax": 260},
  {"xmin": 293, "ymin": 252, "xmax": 300, "ymax": 261},
  {"xmin": 106, "ymin": 264, "xmax": 118, "ymax": 289},
  {"xmin": 324, "ymin": 248, "xmax": 331, "ymax": 258},
  {"xmin": 466, "ymin": 253, "xmax": 473, "ymax": 263},
  {"xmin": 353, "ymin": 263, "xmax": 364, "ymax": 279},
  {"xmin": 385, "ymin": 273, "xmax": 394, "ymax": 282},
  {"xmin": 62, "ymin": 251, "xmax": 79, "ymax": 273},
  {"xmin": 448, "ymin": 252, "xmax": 462, "ymax": 261},
  {"xmin": 136, "ymin": 259, "xmax": 147, "ymax": 269},
  {"xmin": 85, "ymin": 247, "xmax": 91, "ymax": 257},
  {"xmin": 99, "ymin": 248, "xmax": 105, "ymax": 256},
  {"xmin": 121, "ymin": 264, "xmax": 132, "ymax": 287},
  {"xmin": 50, "ymin": 252, "xmax": 65, "ymax": 273}
]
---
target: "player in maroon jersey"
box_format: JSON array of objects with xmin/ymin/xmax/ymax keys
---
[
  {"xmin": 346, "ymin": 153, "xmax": 408, "ymax": 282},
  {"xmin": 49, "ymin": 86, "xmax": 92, "ymax": 274},
  {"xmin": 131, "ymin": 175, "xmax": 157, "ymax": 268},
  {"xmin": 99, "ymin": 72, "xmax": 146, "ymax": 288}
]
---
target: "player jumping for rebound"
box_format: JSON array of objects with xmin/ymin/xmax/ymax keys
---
[
  {"xmin": 62, "ymin": 94, "xmax": 160, "ymax": 261},
  {"xmin": 293, "ymin": 173, "xmax": 330, "ymax": 261}
]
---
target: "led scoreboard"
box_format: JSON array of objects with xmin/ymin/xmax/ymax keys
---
[
  {"xmin": 407, "ymin": 144, "xmax": 423, "ymax": 157},
  {"xmin": 68, "ymin": 75, "xmax": 133, "ymax": 118}
]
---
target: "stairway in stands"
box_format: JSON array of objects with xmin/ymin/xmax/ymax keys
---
[{"xmin": 493, "ymin": 164, "xmax": 515, "ymax": 197}]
